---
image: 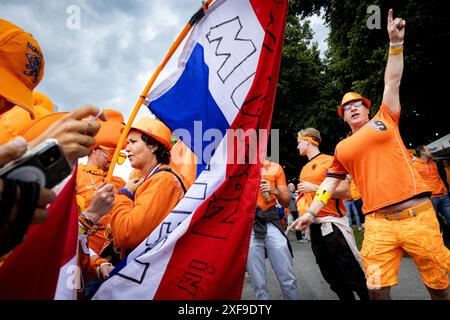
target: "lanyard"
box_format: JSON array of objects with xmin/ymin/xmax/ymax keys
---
[{"xmin": 143, "ymin": 163, "xmax": 163, "ymax": 182}]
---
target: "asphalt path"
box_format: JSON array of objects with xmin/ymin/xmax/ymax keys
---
[{"xmin": 241, "ymin": 231, "xmax": 443, "ymax": 300}]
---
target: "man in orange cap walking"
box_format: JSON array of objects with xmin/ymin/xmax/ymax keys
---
[{"xmin": 291, "ymin": 9, "xmax": 449, "ymax": 300}]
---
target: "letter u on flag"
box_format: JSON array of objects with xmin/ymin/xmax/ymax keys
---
[{"xmin": 92, "ymin": 0, "xmax": 287, "ymax": 299}]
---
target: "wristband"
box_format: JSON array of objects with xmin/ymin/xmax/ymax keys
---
[
  {"xmin": 389, "ymin": 46, "xmax": 403, "ymax": 55},
  {"xmin": 306, "ymin": 209, "xmax": 317, "ymax": 218},
  {"xmin": 314, "ymin": 188, "xmax": 332, "ymax": 205},
  {"xmin": 118, "ymin": 188, "xmax": 135, "ymax": 201},
  {"xmin": 389, "ymin": 40, "xmax": 404, "ymax": 47}
]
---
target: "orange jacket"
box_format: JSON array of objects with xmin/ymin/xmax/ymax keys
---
[
  {"xmin": 412, "ymin": 158, "xmax": 447, "ymax": 197},
  {"xmin": 110, "ymin": 164, "xmax": 185, "ymax": 251},
  {"xmin": 76, "ymin": 164, "xmax": 125, "ymax": 254}
]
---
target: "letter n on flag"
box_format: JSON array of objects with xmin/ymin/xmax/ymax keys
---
[{"xmin": 92, "ymin": 0, "xmax": 287, "ymax": 299}]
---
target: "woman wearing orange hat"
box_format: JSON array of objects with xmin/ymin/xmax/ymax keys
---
[
  {"xmin": 102, "ymin": 117, "xmax": 186, "ymax": 257},
  {"xmin": 292, "ymin": 9, "xmax": 449, "ymax": 300}
]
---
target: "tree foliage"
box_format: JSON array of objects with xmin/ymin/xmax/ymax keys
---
[{"xmin": 274, "ymin": 0, "xmax": 450, "ymax": 181}]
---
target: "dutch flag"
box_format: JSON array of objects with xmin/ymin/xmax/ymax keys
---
[{"xmin": 93, "ymin": 0, "xmax": 287, "ymax": 299}]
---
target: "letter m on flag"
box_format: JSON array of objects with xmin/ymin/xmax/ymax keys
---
[{"xmin": 92, "ymin": 0, "xmax": 288, "ymax": 300}]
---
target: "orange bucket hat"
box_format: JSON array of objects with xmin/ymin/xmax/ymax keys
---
[
  {"xmin": 91, "ymin": 109, "xmax": 125, "ymax": 150},
  {"xmin": 0, "ymin": 19, "xmax": 45, "ymax": 119},
  {"xmin": 338, "ymin": 92, "xmax": 371, "ymax": 117},
  {"xmin": 127, "ymin": 117, "xmax": 172, "ymax": 150}
]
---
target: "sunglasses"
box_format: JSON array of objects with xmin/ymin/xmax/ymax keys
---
[
  {"xmin": 98, "ymin": 146, "xmax": 127, "ymax": 165},
  {"xmin": 343, "ymin": 100, "xmax": 364, "ymax": 112}
]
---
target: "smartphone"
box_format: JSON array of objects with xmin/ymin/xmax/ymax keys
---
[{"xmin": 0, "ymin": 139, "xmax": 72, "ymax": 189}]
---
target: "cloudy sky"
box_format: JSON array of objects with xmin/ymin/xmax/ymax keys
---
[{"xmin": 2, "ymin": 0, "xmax": 329, "ymax": 121}]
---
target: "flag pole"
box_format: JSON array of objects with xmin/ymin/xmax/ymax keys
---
[{"xmin": 106, "ymin": 0, "xmax": 213, "ymax": 182}]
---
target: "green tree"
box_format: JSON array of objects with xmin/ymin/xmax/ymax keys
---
[{"xmin": 288, "ymin": 0, "xmax": 450, "ymax": 149}]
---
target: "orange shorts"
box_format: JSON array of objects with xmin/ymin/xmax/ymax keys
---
[{"xmin": 361, "ymin": 201, "xmax": 450, "ymax": 290}]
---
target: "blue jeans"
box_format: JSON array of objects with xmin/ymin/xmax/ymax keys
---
[
  {"xmin": 344, "ymin": 200, "xmax": 361, "ymax": 227},
  {"xmin": 431, "ymin": 194, "xmax": 450, "ymax": 226}
]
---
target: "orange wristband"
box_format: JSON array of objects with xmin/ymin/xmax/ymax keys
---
[{"xmin": 389, "ymin": 46, "xmax": 404, "ymax": 55}]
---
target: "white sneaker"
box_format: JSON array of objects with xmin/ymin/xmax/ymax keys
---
[
  {"xmin": 300, "ymin": 239, "xmax": 309, "ymax": 243},
  {"xmin": 357, "ymin": 226, "xmax": 363, "ymax": 231}
]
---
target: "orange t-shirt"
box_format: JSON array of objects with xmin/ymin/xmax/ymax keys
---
[
  {"xmin": 412, "ymin": 158, "xmax": 447, "ymax": 196},
  {"xmin": 349, "ymin": 180, "xmax": 361, "ymax": 200},
  {"xmin": 445, "ymin": 167, "xmax": 450, "ymax": 188},
  {"xmin": 256, "ymin": 160, "xmax": 287, "ymax": 211},
  {"xmin": 328, "ymin": 103, "xmax": 431, "ymax": 214},
  {"xmin": 297, "ymin": 153, "xmax": 346, "ymax": 218}
]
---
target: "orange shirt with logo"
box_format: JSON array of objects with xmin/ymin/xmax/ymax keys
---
[
  {"xmin": 257, "ymin": 160, "xmax": 287, "ymax": 211},
  {"xmin": 297, "ymin": 153, "xmax": 346, "ymax": 218},
  {"xmin": 412, "ymin": 158, "xmax": 447, "ymax": 196},
  {"xmin": 328, "ymin": 103, "xmax": 431, "ymax": 214}
]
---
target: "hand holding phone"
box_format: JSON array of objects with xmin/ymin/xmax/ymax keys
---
[{"xmin": 0, "ymin": 139, "xmax": 72, "ymax": 189}]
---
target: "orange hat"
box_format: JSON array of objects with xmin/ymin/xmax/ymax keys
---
[
  {"xmin": 127, "ymin": 117, "xmax": 172, "ymax": 150},
  {"xmin": 21, "ymin": 112, "xmax": 68, "ymax": 142},
  {"xmin": 32, "ymin": 91, "xmax": 54, "ymax": 115},
  {"xmin": 91, "ymin": 109, "xmax": 125, "ymax": 150},
  {"xmin": 338, "ymin": 92, "xmax": 371, "ymax": 117},
  {"xmin": 0, "ymin": 19, "xmax": 45, "ymax": 119}
]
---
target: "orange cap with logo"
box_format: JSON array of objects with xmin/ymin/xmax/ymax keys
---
[
  {"xmin": 91, "ymin": 109, "xmax": 125, "ymax": 150},
  {"xmin": 0, "ymin": 19, "xmax": 45, "ymax": 119},
  {"xmin": 127, "ymin": 117, "xmax": 172, "ymax": 150},
  {"xmin": 338, "ymin": 92, "xmax": 371, "ymax": 117}
]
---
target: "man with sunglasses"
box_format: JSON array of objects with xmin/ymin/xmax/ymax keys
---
[
  {"xmin": 76, "ymin": 109, "xmax": 126, "ymax": 255},
  {"xmin": 291, "ymin": 9, "xmax": 449, "ymax": 300}
]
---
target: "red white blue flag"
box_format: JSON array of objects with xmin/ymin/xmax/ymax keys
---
[
  {"xmin": 93, "ymin": 0, "xmax": 287, "ymax": 299},
  {"xmin": 0, "ymin": 172, "xmax": 79, "ymax": 299}
]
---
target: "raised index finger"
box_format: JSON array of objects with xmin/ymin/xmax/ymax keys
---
[{"xmin": 387, "ymin": 8, "xmax": 393, "ymax": 25}]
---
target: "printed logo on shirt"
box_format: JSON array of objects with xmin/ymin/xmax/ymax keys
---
[{"xmin": 367, "ymin": 120, "xmax": 387, "ymax": 131}]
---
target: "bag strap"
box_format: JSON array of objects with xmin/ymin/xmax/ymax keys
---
[{"xmin": 149, "ymin": 167, "xmax": 187, "ymax": 194}]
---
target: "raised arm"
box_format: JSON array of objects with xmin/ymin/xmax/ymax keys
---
[{"xmin": 383, "ymin": 9, "xmax": 406, "ymax": 115}]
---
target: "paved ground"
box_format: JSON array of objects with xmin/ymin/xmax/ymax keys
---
[{"xmin": 241, "ymin": 230, "xmax": 444, "ymax": 300}]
